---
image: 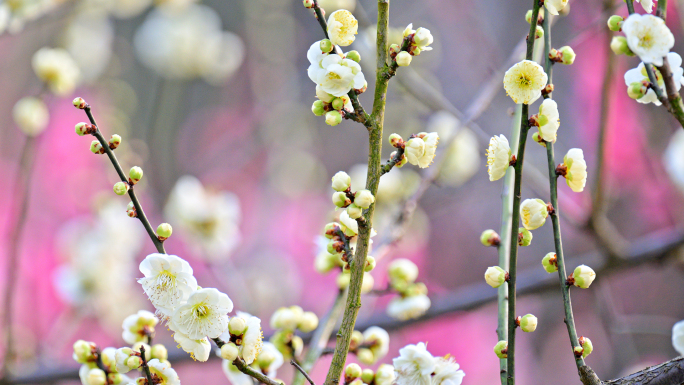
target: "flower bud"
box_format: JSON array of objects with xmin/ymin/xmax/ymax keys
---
[
  {"xmin": 229, "ymin": 316, "xmax": 248, "ymax": 335},
  {"xmin": 320, "ymin": 39, "xmax": 334, "ymax": 53},
  {"xmin": 75, "ymin": 122, "xmax": 89, "ymax": 136},
  {"xmin": 494, "ymin": 340, "xmax": 508, "ymax": 359},
  {"xmin": 325, "ymin": 110, "xmax": 343, "ymax": 126},
  {"xmin": 328, "ymin": 97, "xmax": 343, "ymax": 111},
  {"xmin": 346, "ymin": 203, "xmax": 363, "ymax": 219},
  {"xmin": 333, "ymin": 191, "xmax": 351, "ymax": 208},
  {"xmin": 350, "ymin": 330, "xmax": 364, "ymax": 350},
  {"xmin": 349, "ymin": 379, "xmax": 364, "ymax": 385},
  {"xmin": 73, "ymin": 340, "xmax": 95, "ymax": 363},
  {"xmin": 87, "ymin": 368, "xmax": 107, "ymax": 385},
  {"xmin": 126, "ymin": 356, "xmax": 143, "ymax": 370},
  {"xmin": 388, "ymin": 259, "xmax": 419, "ymax": 285},
  {"xmin": 519, "ymin": 314, "xmax": 538, "ymax": 332},
  {"xmin": 298, "ymin": 311, "xmax": 319, "ymax": 333},
  {"xmin": 221, "ymin": 342, "xmax": 239, "ymax": 361},
  {"xmin": 480, "ymin": 229, "xmax": 500, "ymax": 247},
  {"xmin": 389, "ymin": 44, "xmax": 400, "ymax": 56},
  {"xmin": 129, "ymin": 166, "xmax": 143, "ymax": 184},
  {"xmin": 113, "ymin": 182, "xmax": 129, "ymax": 196},
  {"xmin": 534, "ymin": 25, "xmax": 544, "ymax": 39},
  {"xmin": 345, "ymin": 363, "xmax": 363, "ymax": 380},
  {"xmin": 324, "ymin": 222, "xmax": 341, "ymax": 239},
  {"xmin": 532, "ymin": 131, "xmax": 546, "ymax": 147},
  {"xmin": 525, "ymin": 9, "xmax": 535, "ymax": 24},
  {"xmin": 156, "ymin": 223, "xmax": 173, "ymax": 240},
  {"xmin": 607, "ymin": 15, "xmax": 623, "ymax": 31},
  {"xmin": 388, "ymin": 133, "xmax": 403, "ymax": 147},
  {"xmin": 559, "ymin": 46, "xmax": 576, "ymax": 65},
  {"xmin": 346, "ymin": 50, "xmax": 361, "ymax": 63},
  {"xmin": 73, "ymin": 97, "xmax": 86, "ymax": 109},
  {"xmin": 396, "ymin": 51, "xmax": 412, "ymax": 67},
  {"xmin": 392, "ymin": 151, "xmax": 408, "ymax": 168},
  {"xmin": 628, "ymin": 81, "xmax": 648, "ymax": 100},
  {"xmin": 579, "ymin": 336, "xmax": 593, "ymax": 358},
  {"xmin": 150, "ymin": 344, "xmax": 167, "ymax": 360},
  {"xmin": 484, "ymin": 266, "xmax": 507, "ymax": 288},
  {"xmin": 312, "ymin": 100, "xmax": 325, "ymax": 116},
  {"xmin": 574, "ymin": 346, "xmax": 584, "ymax": 357},
  {"xmin": 257, "ymin": 349, "xmax": 277, "ymax": 369},
  {"xmin": 354, "ymin": 189, "xmax": 375, "ymax": 209},
  {"xmin": 331, "ymin": 171, "xmax": 351, "ymax": 192},
  {"xmin": 327, "ymin": 240, "xmax": 343, "ymax": 255},
  {"xmin": 518, "ymin": 227, "xmax": 533, "ymax": 247},
  {"xmin": 541, "ymin": 252, "xmax": 558, "ymax": 273},
  {"xmin": 90, "ymin": 140, "xmax": 104, "ymax": 154},
  {"xmin": 610, "ymin": 36, "xmax": 634, "ymax": 56},
  {"xmin": 520, "ymin": 198, "xmax": 549, "ymax": 230},
  {"xmin": 364, "ymin": 256, "xmax": 376, "ymax": 272},
  {"xmin": 405, "ymin": 282, "xmax": 428, "ymax": 297},
  {"xmin": 126, "ymin": 201, "xmax": 137, "ymax": 218},
  {"xmin": 571, "ymin": 265, "xmax": 596, "ymax": 289},
  {"xmin": 132, "ymin": 342, "xmax": 151, "ymax": 361},
  {"xmin": 291, "ymin": 335, "xmax": 304, "ymax": 356},
  {"xmin": 109, "ymin": 134, "xmax": 122, "ymax": 150},
  {"xmin": 361, "ymin": 369, "xmax": 375, "ymax": 384},
  {"xmin": 357, "ymin": 348, "xmax": 374, "ymax": 365}
]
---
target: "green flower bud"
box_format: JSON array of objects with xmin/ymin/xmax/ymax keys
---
[
  {"xmin": 494, "ymin": 340, "xmax": 508, "ymax": 359},
  {"xmin": 331, "ymin": 98, "xmax": 345, "ymax": 111},
  {"xmin": 323, "ymin": 222, "xmax": 341, "ymax": 239},
  {"xmin": 346, "ymin": 50, "xmax": 361, "ymax": 63},
  {"xmin": 75, "ymin": 122, "xmax": 90, "ymax": 136},
  {"xmin": 257, "ymin": 349, "xmax": 277, "ymax": 369},
  {"xmin": 610, "ymin": 36, "xmax": 634, "ymax": 56},
  {"xmin": 129, "ymin": 166, "xmax": 143, "ymax": 184},
  {"xmin": 126, "ymin": 201, "xmax": 137, "ymax": 218},
  {"xmin": 312, "ymin": 100, "xmax": 325, "ymax": 116},
  {"xmin": 574, "ymin": 346, "xmax": 584, "ymax": 357},
  {"xmin": 393, "ymin": 151, "xmax": 408, "ymax": 168},
  {"xmin": 532, "ymin": 131, "xmax": 546, "ymax": 147},
  {"xmin": 298, "ymin": 311, "xmax": 319, "ymax": 333},
  {"xmin": 73, "ymin": 97, "xmax": 86, "ymax": 109},
  {"xmin": 518, "ymin": 227, "xmax": 533, "ymax": 247},
  {"xmin": 126, "ymin": 356, "xmax": 142, "ymax": 370},
  {"xmin": 525, "ymin": 9, "xmax": 534, "ymax": 24},
  {"xmin": 361, "ymin": 369, "xmax": 375, "ymax": 384},
  {"xmin": 535, "ymin": 25, "xmax": 544, "ymax": 40},
  {"xmin": 405, "ymin": 282, "xmax": 428, "ymax": 297},
  {"xmin": 519, "ymin": 314, "xmax": 538, "ymax": 332},
  {"xmin": 357, "ymin": 348, "xmax": 374, "ymax": 365},
  {"xmin": 541, "ymin": 252, "xmax": 558, "ymax": 273},
  {"xmin": 345, "ymin": 363, "xmax": 363, "ymax": 380},
  {"xmin": 607, "ymin": 15, "xmax": 623, "ymax": 32},
  {"xmin": 113, "ymin": 182, "xmax": 129, "ymax": 196},
  {"xmin": 559, "ymin": 46, "xmax": 576, "ymax": 65},
  {"xmin": 333, "ymin": 191, "xmax": 351, "ymax": 208},
  {"xmin": 303, "ymin": 0, "xmax": 314, "ymax": 8},
  {"xmin": 110, "ymin": 373, "xmax": 125, "ymax": 384},
  {"xmin": 291, "ymin": 335, "xmax": 304, "ymax": 357},
  {"xmin": 327, "ymin": 239, "xmax": 343, "ymax": 255},
  {"xmin": 109, "ymin": 134, "xmax": 122, "ymax": 150},
  {"xmin": 579, "ymin": 336, "xmax": 593, "ymax": 358},
  {"xmin": 73, "ymin": 340, "xmax": 95, "ymax": 363},
  {"xmin": 484, "ymin": 266, "xmax": 507, "ymax": 288},
  {"xmin": 325, "ymin": 110, "xmax": 342, "ymax": 126},
  {"xmin": 229, "ymin": 316, "xmax": 247, "ymax": 336},
  {"xmin": 320, "ymin": 39, "xmax": 334, "ymax": 53},
  {"xmin": 628, "ymin": 81, "xmax": 648, "ymax": 100},
  {"xmin": 388, "ymin": 133, "xmax": 403, "ymax": 147},
  {"xmin": 388, "ymin": 259, "xmax": 419, "ymax": 285},
  {"xmin": 346, "ymin": 203, "xmax": 363, "ymax": 219},
  {"xmin": 90, "ymin": 140, "xmax": 103, "ymax": 154},
  {"xmin": 364, "ymin": 256, "xmax": 376, "ymax": 272},
  {"xmin": 221, "ymin": 342, "xmax": 239, "ymax": 361},
  {"xmin": 150, "ymin": 344, "xmax": 167, "ymax": 361},
  {"xmin": 156, "ymin": 223, "xmax": 173, "ymax": 240},
  {"xmin": 480, "ymin": 229, "xmax": 500, "ymax": 247}
]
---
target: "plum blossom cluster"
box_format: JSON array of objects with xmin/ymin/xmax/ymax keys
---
[
  {"xmin": 222, "ymin": 340, "xmax": 285, "ymax": 385},
  {"xmin": 388, "ymin": 132, "xmax": 440, "ymax": 169},
  {"xmin": 392, "ymin": 342, "xmax": 465, "ymax": 385},
  {"xmin": 345, "ymin": 326, "xmax": 391, "ymax": 365},
  {"xmin": 390, "ymin": 24, "xmax": 435, "ymax": 68},
  {"xmin": 343, "ymin": 362, "xmax": 395, "ymax": 385},
  {"xmin": 270, "ymin": 306, "xmax": 319, "ymax": 360},
  {"xmin": 386, "ymin": 259, "xmax": 431, "ymax": 321}
]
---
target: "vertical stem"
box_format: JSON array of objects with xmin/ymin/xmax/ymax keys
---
[
  {"xmin": 323, "ymin": 2, "xmax": 388, "ymax": 385},
  {"xmin": 506, "ymin": 1, "xmax": 541, "ymax": 383},
  {"xmin": 657, "ymin": 0, "xmax": 667, "ymax": 19}
]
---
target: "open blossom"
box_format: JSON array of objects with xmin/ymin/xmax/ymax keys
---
[
  {"xmin": 173, "ymin": 331, "xmax": 212, "ymax": 361},
  {"xmin": 315, "ymin": 54, "xmax": 366, "ymax": 97},
  {"xmin": 171, "ymin": 288, "xmax": 233, "ymax": 339},
  {"xmin": 393, "ymin": 342, "xmax": 436, "ymax": 385},
  {"xmin": 387, "ymin": 294, "xmax": 431, "ymax": 321},
  {"xmin": 636, "ymin": 0, "xmax": 655, "ymax": 13},
  {"xmin": 431, "ymin": 356, "xmax": 465, "ymax": 385},
  {"xmin": 413, "ymin": 27, "xmax": 434, "ymax": 53},
  {"xmin": 405, "ymin": 133, "xmax": 440, "ymax": 168},
  {"xmin": 138, "ymin": 253, "xmax": 198, "ymax": 317},
  {"xmin": 32, "ymin": 47, "xmax": 81, "ymax": 96},
  {"xmin": 622, "ymin": 14, "xmax": 674, "ymax": 66},
  {"xmin": 562, "ymin": 149, "xmax": 588, "ymax": 192},
  {"xmin": 503, "ymin": 60, "xmax": 547, "ymax": 104},
  {"xmin": 240, "ymin": 315, "xmax": 264, "ymax": 364},
  {"xmin": 672, "ymin": 320, "xmax": 684, "ymax": 355},
  {"xmin": 486, "ymin": 135, "xmax": 511, "ymax": 181},
  {"xmin": 327, "ymin": 10, "xmax": 358, "ymax": 46},
  {"xmin": 122, "ymin": 310, "xmax": 158, "ymax": 345},
  {"xmin": 12, "ymin": 96, "xmax": 49, "ymax": 137},
  {"xmin": 537, "ymin": 99, "xmax": 559, "ymax": 143},
  {"xmin": 520, "ymin": 199, "xmax": 548, "ymax": 230},
  {"xmin": 544, "ymin": 0, "xmax": 568, "ymax": 15},
  {"xmin": 375, "ymin": 364, "xmax": 396, "ymax": 385},
  {"xmin": 308, "ymin": 41, "xmax": 331, "ymax": 83},
  {"xmin": 147, "ymin": 359, "xmax": 180, "ymax": 385},
  {"xmin": 624, "ymin": 52, "xmax": 683, "ymax": 105}
]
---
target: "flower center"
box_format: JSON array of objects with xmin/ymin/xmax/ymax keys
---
[
  {"xmin": 327, "ymin": 72, "xmax": 342, "ymax": 80},
  {"xmin": 517, "ymin": 74, "xmax": 531, "ymax": 87},
  {"xmin": 193, "ymin": 303, "xmax": 211, "ymax": 319},
  {"xmin": 156, "ymin": 271, "xmax": 177, "ymax": 289},
  {"xmin": 639, "ymin": 32, "xmax": 654, "ymax": 48}
]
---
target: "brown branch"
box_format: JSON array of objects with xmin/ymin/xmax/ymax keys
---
[
  {"xmin": 291, "ymin": 360, "xmax": 316, "ymax": 385},
  {"xmin": 603, "ymin": 356, "xmax": 684, "ymax": 384}
]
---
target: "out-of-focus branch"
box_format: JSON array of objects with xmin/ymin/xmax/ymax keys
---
[
  {"xmin": 212, "ymin": 338, "xmax": 282, "ymax": 385},
  {"xmin": 603, "ymin": 357, "xmax": 684, "ymax": 384}
]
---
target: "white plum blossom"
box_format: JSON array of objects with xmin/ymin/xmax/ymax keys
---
[
  {"xmin": 138, "ymin": 253, "xmax": 198, "ymax": 317},
  {"xmin": 572, "ymin": 265, "xmax": 596, "ymax": 289},
  {"xmin": 404, "ymin": 133, "xmax": 440, "ymax": 168},
  {"xmin": 165, "ymin": 175, "xmax": 241, "ymax": 261},
  {"xmin": 636, "ymin": 0, "xmax": 655, "ymax": 13},
  {"xmin": 240, "ymin": 314, "xmax": 264, "ymax": 364},
  {"xmin": 173, "ymin": 331, "xmax": 212, "ymax": 361},
  {"xmin": 563, "ymin": 149, "xmax": 588, "ymax": 193},
  {"xmin": 147, "ymin": 359, "xmax": 180, "ymax": 385},
  {"xmin": 538, "ymin": 99, "xmax": 560, "ymax": 143},
  {"xmin": 315, "ymin": 54, "xmax": 366, "ymax": 97},
  {"xmin": 257, "ymin": 342, "xmax": 285, "ymax": 377},
  {"xmin": 672, "ymin": 320, "xmax": 684, "ymax": 355},
  {"xmin": 171, "ymin": 288, "xmax": 233, "ymax": 339},
  {"xmin": 12, "ymin": 96, "xmax": 49, "ymax": 137},
  {"xmin": 624, "ymin": 52, "xmax": 683, "ymax": 105},
  {"xmin": 339, "ymin": 210, "xmax": 359, "ymax": 236},
  {"xmin": 544, "ymin": 0, "xmax": 568, "ymax": 15},
  {"xmin": 327, "ymin": 10, "xmax": 358, "ymax": 46},
  {"xmin": 486, "ymin": 135, "xmax": 511, "ymax": 181},
  {"xmin": 393, "ymin": 342, "xmax": 436, "ymax": 385},
  {"xmin": 122, "ymin": 310, "xmax": 158, "ymax": 345},
  {"xmin": 520, "ymin": 199, "xmax": 549, "ymax": 230},
  {"xmin": 387, "ymin": 294, "xmax": 431, "ymax": 321},
  {"xmin": 484, "ymin": 266, "xmax": 507, "ymax": 288},
  {"xmin": 622, "ymin": 14, "xmax": 674, "ymax": 66},
  {"xmin": 308, "ymin": 41, "xmax": 331, "ymax": 84},
  {"xmin": 363, "ymin": 326, "xmax": 390, "ymax": 362},
  {"xmin": 503, "ymin": 60, "xmax": 548, "ymax": 104},
  {"xmin": 32, "ymin": 47, "xmax": 81, "ymax": 96},
  {"xmin": 431, "ymin": 356, "xmax": 465, "ymax": 385},
  {"xmin": 404, "ymin": 137, "xmax": 426, "ymax": 166},
  {"xmin": 413, "ymin": 28, "xmax": 434, "ymax": 53},
  {"xmin": 375, "ymin": 364, "xmax": 396, "ymax": 385}
]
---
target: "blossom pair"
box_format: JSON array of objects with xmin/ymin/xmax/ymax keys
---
[{"xmin": 393, "ymin": 342, "xmax": 465, "ymax": 385}]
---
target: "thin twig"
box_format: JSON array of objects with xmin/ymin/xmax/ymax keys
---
[
  {"xmin": 291, "ymin": 360, "xmax": 316, "ymax": 385},
  {"xmin": 138, "ymin": 345, "xmax": 153, "ymax": 385}
]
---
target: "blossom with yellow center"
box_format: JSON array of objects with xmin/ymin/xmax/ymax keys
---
[
  {"xmin": 327, "ymin": 10, "xmax": 358, "ymax": 47},
  {"xmin": 520, "ymin": 198, "xmax": 548, "ymax": 230},
  {"xmin": 138, "ymin": 253, "xmax": 198, "ymax": 317},
  {"xmin": 624, "ymin": 52, "xmax": 683, "ymax": 105},
  {"xmin": 503, "ymin": 60, "xmax": 548, "ymax": 104},
  {"xmin": 622, "ymin": 14, "xmax": 674, "ymax": 66},
  {"xmin": 171, "ymin": 288, "xmax": 233, "ymax": 339}
]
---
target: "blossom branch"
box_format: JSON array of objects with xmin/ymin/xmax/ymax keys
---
[
  {"xmin": 212, "ymin": 338, "xmax": 282, "ymax": 385},
  {"xmin": 137, "ymin": 345, "xmax": 154, "ymax": 385},
  {"xmin": 379, "ymin": 147, "xmax": 405, "ymax": 175},
  {"xmin": 291, "ymin": 360, "xmax": 316, "ymax": 385},
  {"xmin": 78, "ymin": 101, "xmax": 166, "ymax": 254}
]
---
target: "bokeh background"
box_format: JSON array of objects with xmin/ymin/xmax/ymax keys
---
[{"xmin": 2, "ymin": 0, "xmax": 684, "ymax": 383}]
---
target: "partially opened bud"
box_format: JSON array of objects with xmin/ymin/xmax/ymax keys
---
[
  {"xmin": 113, "ymin": 182, "xmax": 129, "ymax": 196},
  {"xmin": 354, "ymin": 189, "xmax": 375, "ymax": 209},
  {"xmin": 331, "ymin": 171, "xmax": 351, "ymax": 192},
  {"xmin": 559, "ymin": 46, "xmax": 576, "ymax": 65},
  {"xmin": 396, "ymin": 51, "xmax": 412, "ymax": 67},
  {"xmin": 571, "ymin": 265, "xmax": 596, "ymax": 289},
  {"xmin": 494, "ymin": 340, "xmax": 508, "ymax": 359},
  {"xmin": 480, "ymin": 229, "xmax": 501, "ymax": 247},
  {"xmin": 150, "ymin": 344, "xmax": 167, "ymax": 360},
  {"xmin": 221, "ymin": 342, "xmax": 239, "ymax": 361},
  {"xmin": 346, "ymin": 203, "xmax": 363, "ymax": 219},
  {"xmin": 520, "ymin": 198, "xmax": 549, "ymax": 230},
  {"xmin": 157, "ymin": 223, "xmax": 173, "ymax": 241},
  {"xmin": 87, "ymin": 368, "xmax": 107, "ymax": 385},
  {"xmin": 542, "ymin": 252, "xmax": 558, "ymax": 273},
  {"xmin": 518, "ymin": 227, "xmax": 533, "ymax": 246},
  {"xmin": 579, "ymin": 336, "xmax": 593, "ymax": 358},
  {"xmin": 484, "ymin": 266, "xmax": 508, "ymax": 288},
  {"xmin": 520, "ymin": 314, "xmax": 538, "ymax": 332},
  {"xmin": 73, "ymin": 340, "xmax": 95, "ymax": 363}
]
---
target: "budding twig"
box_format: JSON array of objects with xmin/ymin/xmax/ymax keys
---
[{"xmin": 138, "ymin": 345, "xmax": 153, "ymax": 385}]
